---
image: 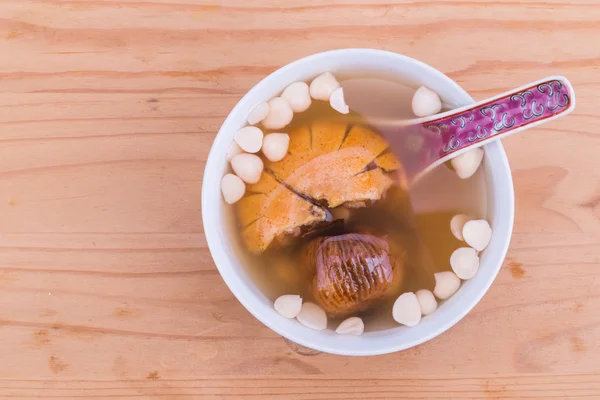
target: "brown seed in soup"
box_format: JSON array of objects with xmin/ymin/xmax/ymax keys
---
[{"xmin": 302, "ymin": 233, "xmax": 404, "ymax": 318}]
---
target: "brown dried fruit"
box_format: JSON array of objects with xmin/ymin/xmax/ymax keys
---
[{"xmin": 301, "ymin": 233, "xmax": 404, "ymax": 317}]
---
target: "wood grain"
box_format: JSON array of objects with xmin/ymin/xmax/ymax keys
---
[{"xmin": 1, "ymin": 0, "xmax": 600, "ymax": 398}]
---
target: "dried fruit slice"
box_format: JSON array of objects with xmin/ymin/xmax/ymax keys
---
[
  {"xmin": 238, "ymin": 168, "xmax": 329, "ymax": 253},
  {"xmin": 375, "ymin": 151, "xmax": 401, "ymax": 172},
  {"xmin": 329, "ymin": 168, "xmax": 394, "ymax": 208},
  {"xmin": 339, "ymin": 124, "xmax": 389, "ymax": 160},
  {"xmin": 235, "ymin": 194, "xmax": 266, "ymax": 228},
  {"xmin": 311, "ymin": 119, "xmax": 347, "ymax": 156},
  {"xmin": 287, "ymin": 124, "xmax": 312, "ymax": 155},
  {"xmin": 267, "ymin": 125, "xmax": 314, "ymax": 181},
  {"xmin": 241, "ymin": 189, "xmax": 326, "ymax": 254},
  {"xmin": 284, "ymin": 147, "xmax": 384, "ymax": 207},
  {"xmin": 267, "ymin": 151, "xmax": 314, "ymax": 182},
  {"xmin": 236, "ymin": 121, "xmax": 405, "ymax": 253},
  {"xmin": 246, "ymin": 171, "xmax": 279, "ymax": 195}
]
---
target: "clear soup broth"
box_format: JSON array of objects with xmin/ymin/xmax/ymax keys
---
[{"xmin": 229, "ymin": 77, "xmax": 486, "ymax": 331}]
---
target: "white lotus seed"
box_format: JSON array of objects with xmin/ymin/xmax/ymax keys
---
[
  {"xmin": 274, "ymin": 294, "xmax": 302, "ymax": 319},
  {"xmin": 231, "ymin": 153, "xmax": 264, "ymax": 184},
  {"xmin": 226, "ymin": 141, "xmax": 243, "ymax": 162},
  {"xmin": 296, "ymin": 302, "xmax": 327, "ymax": 331},
  {"xmin": 412, "ymin": 86, "xmax": 442, "ymax": 117},
  {"xmin": 262, "ymin": 97, "xmax": 294, "ymax": 130},
  {"xmin": 220, "ymin": 173, "xmax": 245, "ymax": 204},
  {"xmin": 262, "ymin": 133, "xmax": 290, "ymax": 162},
  {"xmin": 415, "ymin": 289, "xmax": 437, "ymax": 316},
  {"xmin": 309, "ymin": 72, "xmax": 340, "ymax": 101},
  {"xmin": 433, "ymin": 271, "xmax": 461, "ymax": 300},
  {"xmin": 463, "ymin": 219, "xmax": 492, "ymax": 251},
  {"xmin": 335, "ymin": 317, "xmax": 364, "ymax": 335},
  {"xmin": 329, "ymin": 87, "xmax": 349, "ymax": 114},
  {"xmin": 247, "ymin": 102, "xmax": 270, "ymax": 125},
  {"xmin": 392, "ymin": 292, "xmax": 422, "ymax": 327},
  {"xmin": 450, "ymin": 214, "xmax": 471, "ymax": 241},
  {"xmin": 281, "ymin": 81, "xmax": 311, "ymax": 112},
  {"xmin": 234, "ymin": 126, "xmax": 263, "ymax": 153},
  {"xmin": 451, "ymin": 148, "xmax": 484, "ymax": 179},
  {"xmin": 450, "ymin": 247, "xmax": 480, "ymax": 280}
]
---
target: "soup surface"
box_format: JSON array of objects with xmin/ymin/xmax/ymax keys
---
[{"xmin": 229, "ymin": 77, "xmax": 487, "ymax": 331}]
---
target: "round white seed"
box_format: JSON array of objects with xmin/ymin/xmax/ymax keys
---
[
  {"xmin": 329, "ymin": 87, "xmax": 349, "ymax": 114},
  {"xmin": 262, "ymin": 97, "xmax": 294, "ymax": 130},
  {"xmin": 450, "ymin": 214, "xmax": 471, "ymax": 241},
  {"xmin": 392, "ymin": 292, "xmax": 422, "ymax": 327},
  {"xmin": 226, "ymin": 141, "xmax": 243, "ymax": 162},
  {"xmin": 309, "ymin": 72, "xmax": 340, "ymax": 101},
  {"xmin": 415, "ymin": 289, "xmax": 437, "ymax": 316},
  {"xmin": 450, "ymin": 148, "xmax": 485, "ymax": 179},
  {"xmin": 262, "ymin": 133, "xmax": 290, "ymax": 162},
  {"xmin": 220, "ymin": 173, "xmax": 245, "ymax": 204},
  {"xmin": 433, "ymin": 271, "xmax": 461, "ymax": 300},
  {"xmin": 450, "ymin": 247, "xmax": 480, "ymax": 280},
  {"xmin": 296, "ymin": 302, "xmax": 327, "ymax": 331},
  {"xmin": 281, "ymin": 81, "xmax": 311, "ymax": 112},
  {"xmin": 463, "ymin": 219, "xmax": 492, "ymax": 251},
  {"xmin": 335, "ymin": 317, "xmax": 364, "ymax": 336},
  {"xmin": 231, "ymin": 153, "xmax": 264, "ymax": 184},
  {"xmin": 274, "ymin": 294, "xmax": 302, "ymax": 319},
  {"xmin": 247, "ymin": 102, "xmax": 270, "ymax": 125},
  {"xmin": 234, "ymin": 126, "xmax": 264, "ymax": 153},
  {"xmin": 412, "ymin": 85, "xmax": 442, "ymax": 117}
]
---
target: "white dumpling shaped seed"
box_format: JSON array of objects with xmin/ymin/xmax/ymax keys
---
[
  {"xmin": 335, "ymin": 317, "xmax": 364, "ymax": 335},
  {"xmin": 231, "ymin": 153, "xmax": 264, "ymax": 184},
  {"xmin": 450, "ymin": 247, "xmax": 480, "ymax": 280},
  {"xmin": 463, "ymin": 219, "xmax": 492, "ymax": 251},
  {"xmin": 329, "ymin": 87, "xmax": 349, "ymax": 114},
  {"xmin": 433, "ymin": 271, "xmax": 461, "ymax": 300},
  {"xmin": 296, "ymin": 302, "xmax": 327, "ymax": 331},
  {"xmin": 262, "ymin": 97, "xmax": 294, "ymax": 129},
  {"xmin": 220, "ymin": 173, "xmax": 245, "ymax": 204},
  {"xmin": 262, "ymin": 133, "xmax": 290, "ymax": 162},
  {"xmin": 247, "ymin": 102, "xmax": 270, "ymax": 125},
  {"xmin": 451, "ymin": 148, "xmax": 484, "ymax": 179},
  {"xmin": 392, "ymin": 292, "xmax": 422, "ymax": 327},
  {"xmin": 309, "ymin": 72, "xmax": 340, "ymax": 101},
  {"xmin": 281, "ymin": 81, "xmax": 312, "ymax": 112},
  {"xmin": 234, "ymin": 126, "xmax": 263, "ymax": 153},
  {"xmin": 412, "ymin": 86, "xmax": 442, "ymax": 117},
  {"xmin": 450, "ymin": 214, "xmax": 471, "ymax": 241},
  {"xmin": 415, "ymin": 289, "xmax": 437, "ymax": 316},
  {"xmin": 274, "ymin": 294, "xmax": 303, "ymax": 319}
]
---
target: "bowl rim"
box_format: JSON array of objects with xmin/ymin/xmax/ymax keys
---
[{"xmin": 201, "ymin": 48, "xmax": 515, "ymax": 356}]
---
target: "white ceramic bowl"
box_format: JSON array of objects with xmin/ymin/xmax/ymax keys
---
[{"xmin": 201, "ymin": 49, "xmax": 514, "ymax": 356}]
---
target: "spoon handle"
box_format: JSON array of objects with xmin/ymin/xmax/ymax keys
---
[{"xmin": 396, "ymin": 76, "xmax": 576, "ymax": 182}]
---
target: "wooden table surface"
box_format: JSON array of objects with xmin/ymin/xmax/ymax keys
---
[{"xmin": 1, "ymin": 1, "xmax": 600, "ymax": 399}]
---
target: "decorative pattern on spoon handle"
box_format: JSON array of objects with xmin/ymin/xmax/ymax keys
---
[{"xmin": 421, "ymin": 77, "xmax": 575, "ymax": 164}]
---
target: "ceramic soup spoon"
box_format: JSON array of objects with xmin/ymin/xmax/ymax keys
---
[{"xmin": 344, "ymin": 76, "xmax": 576, "ymax": 184}]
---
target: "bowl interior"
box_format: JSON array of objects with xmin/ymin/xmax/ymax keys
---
[{"xmin": 202, "ymin": 49, "xmax": 514, "ymax": 356}]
